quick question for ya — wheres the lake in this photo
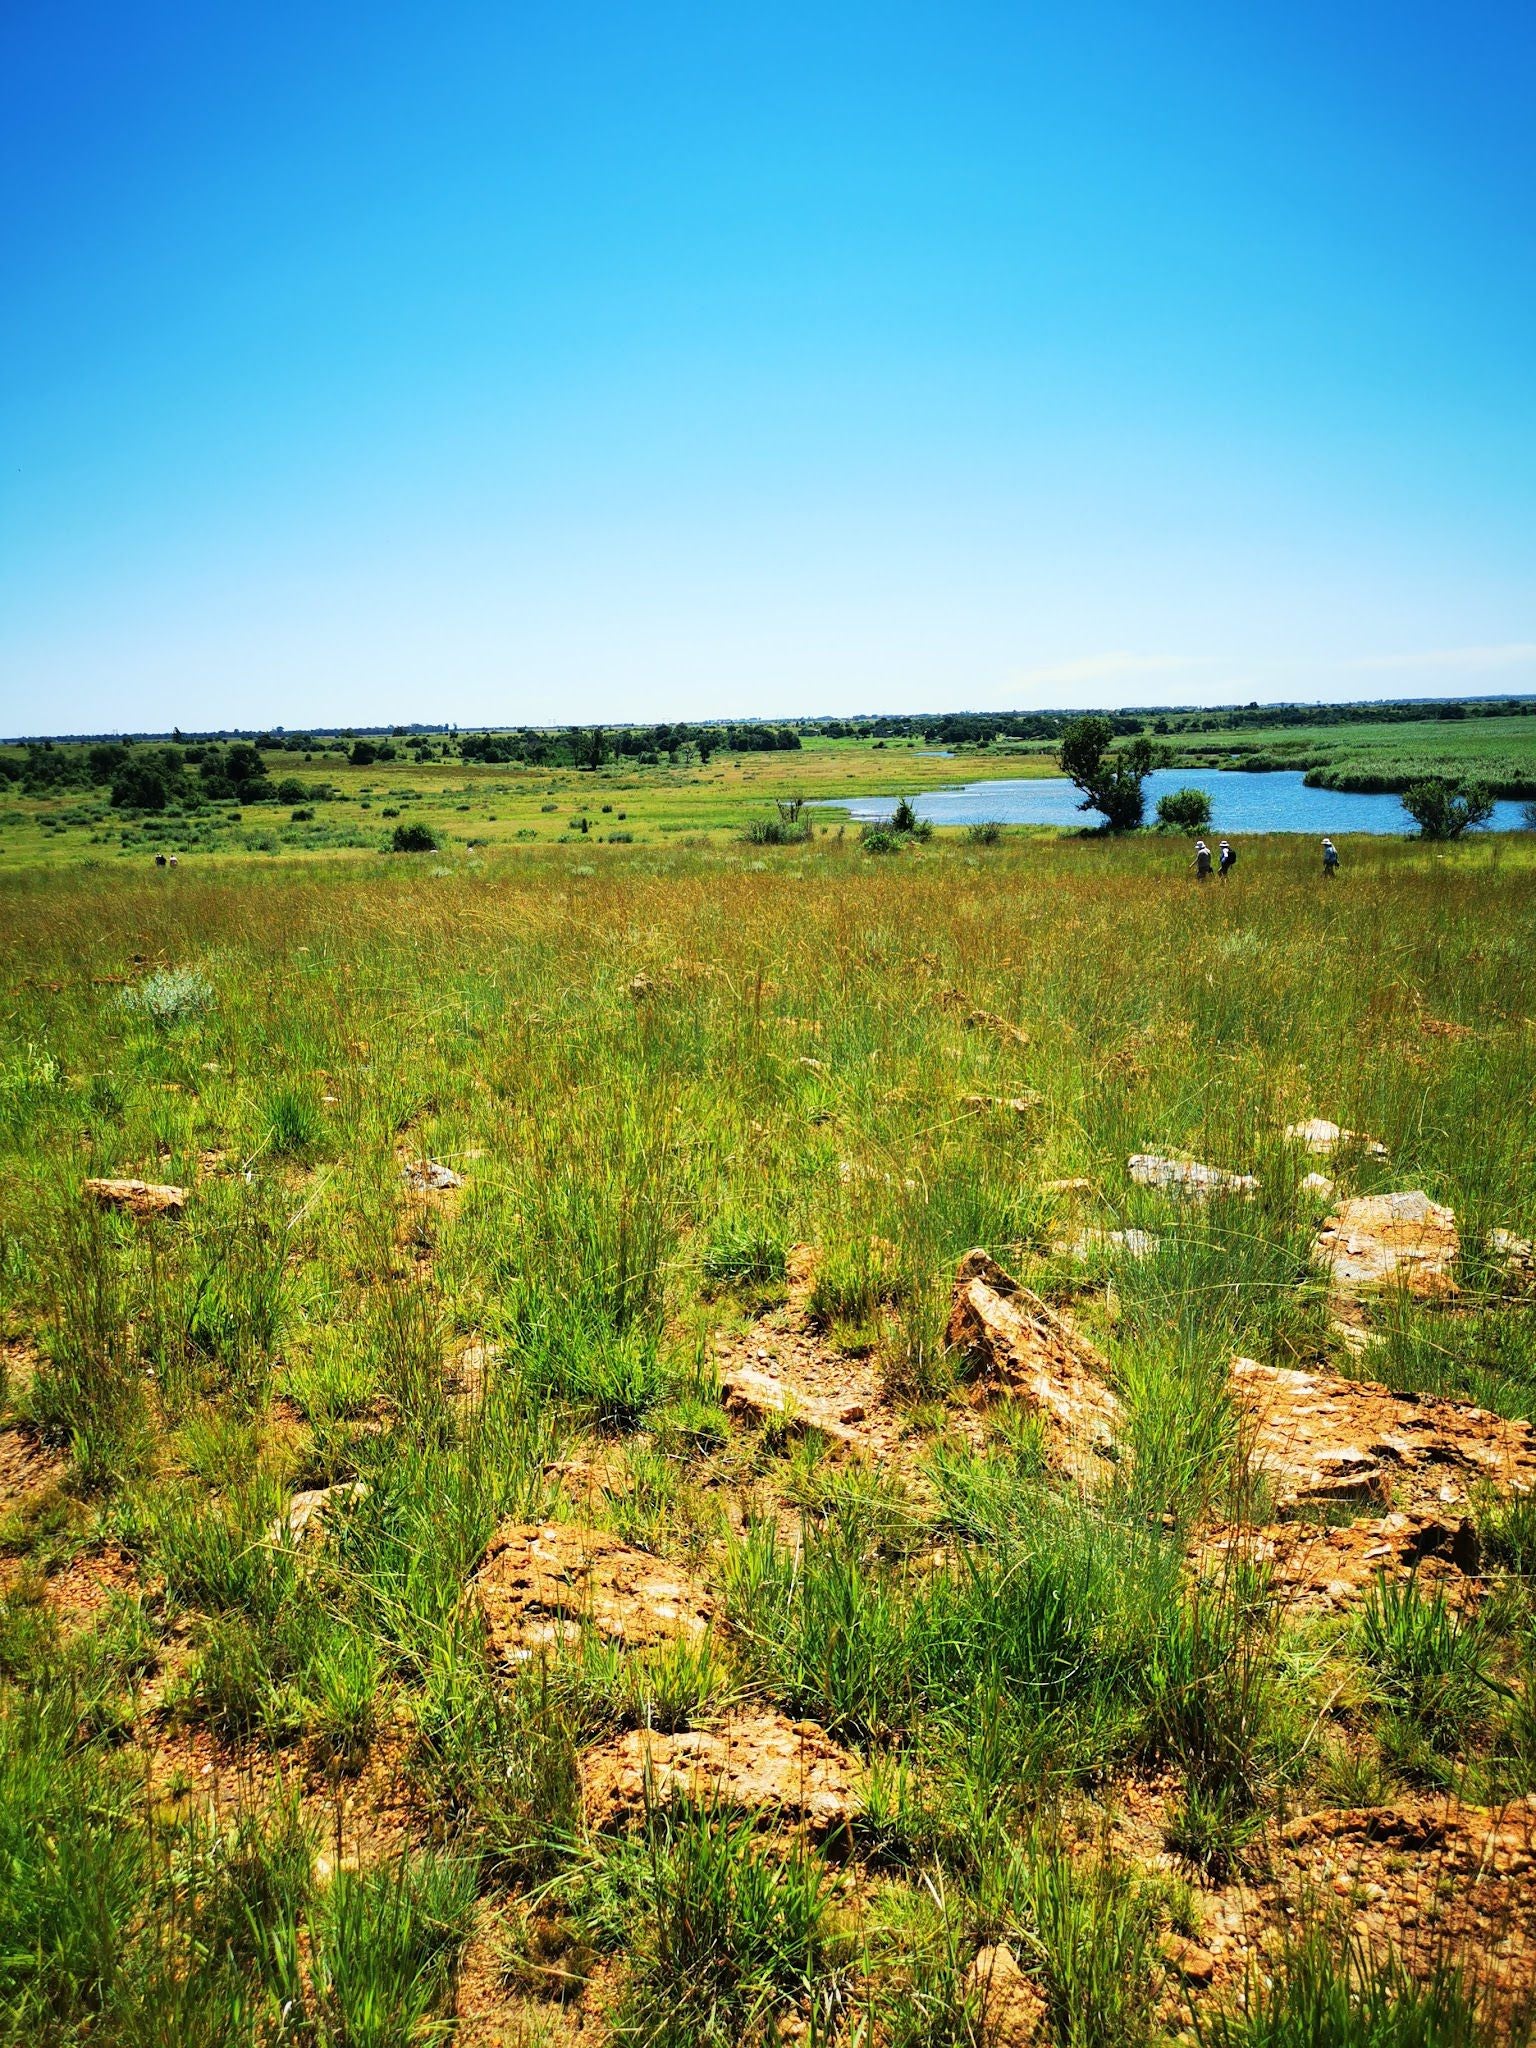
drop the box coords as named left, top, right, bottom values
left=831, top=768, right=1532, bottom=836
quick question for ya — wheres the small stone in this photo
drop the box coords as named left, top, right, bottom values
left=1162, top=1935, right=1217, bottom=1986
left=1128, top=1154, right=1258, bottom=1201
left=265, top=1481, right=368, bottom=1549
left=401, top=1159, right=463, bottom=1192
left=83, top=1177, right=186, bottom=1219
left=965, top=1944, right=1047, bottom=2047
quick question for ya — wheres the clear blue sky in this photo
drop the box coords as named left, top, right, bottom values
left=2, top=2, right=1533, bottom=735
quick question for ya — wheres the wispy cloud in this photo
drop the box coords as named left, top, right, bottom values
left=1346, top=643, right=1536, bottom=674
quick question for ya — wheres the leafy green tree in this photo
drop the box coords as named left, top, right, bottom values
left=1058, top=716, right=1154, bottom=831
left=110, top=759, right=169, bottom=811
left=1400, top=776, right=1494, bottom=840
left=1155, top=786, right=1212, bottom=834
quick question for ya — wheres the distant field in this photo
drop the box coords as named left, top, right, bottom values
left=6, top=714, right=1532, bottom=873
left=0, top=737, right=1064, bottom=870
left=1166, top=708, right=1536, bottom=795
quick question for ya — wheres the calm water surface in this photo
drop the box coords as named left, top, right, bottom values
left=833, top=769, right=1530, bottom=836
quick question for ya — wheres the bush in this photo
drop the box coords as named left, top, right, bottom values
left=966, top=820, right=1004, bottom=845
left=861, top=828, right=901, bottom=855
left=116, top=967, right=215, bottom=1026
left=742, top=798, right=812, bottom=846
left=1155, top=786, right=1212, bottom=834
left=1400, top=777, right=1495, bottom=839
left=391, top=822, right=438, bottom=853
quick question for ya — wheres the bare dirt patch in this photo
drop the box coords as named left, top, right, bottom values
left=714, top=1243, right=916, bottom=1464
left=0, top=1422, right=66, bottom=1516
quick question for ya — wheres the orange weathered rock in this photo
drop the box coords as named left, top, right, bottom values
left=947, top=1250, right=1122, bottom=1471
left=83, top=1177, right=186, bottom=1218
left=964, top=1943, right=1047, bottom=2047
left=581, top=1709, right=861, bottom=1837
left=1196, top=1510, right=1482, bottom=1614
left=1314, top=1191, right=1458, bottom=1305
left=478, top=1522, right=713, bottom=1662
left=1230, top=1357, right=1536, bottom=1513
left=720, top=1365, right=868, bottom=1450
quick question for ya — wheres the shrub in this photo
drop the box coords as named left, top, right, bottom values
left=966, top=820, right=1003, bottom=845
left=391, top=822, right=438, bottom=853
left=1400, top=777, right=1495, bottom=839
left=861, top=827, right=901, bottom=855
left=1155, top=786, right=1212, bottom=834
left=116, top=967, right=215, bottom=1025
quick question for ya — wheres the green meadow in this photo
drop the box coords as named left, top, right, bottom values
left=2, top=824, right=1535, bottom=2044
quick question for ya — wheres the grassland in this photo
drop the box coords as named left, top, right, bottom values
left=3, top=829, right=1536, bottom=2045
left=1163, top=708, right=1536, bottom=797
left=0, top=737, right=1062, bottom=871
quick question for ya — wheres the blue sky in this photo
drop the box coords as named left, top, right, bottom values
left=2, top=2, right=1532, bottom=734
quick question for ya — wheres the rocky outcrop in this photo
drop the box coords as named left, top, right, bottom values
left=1230, top=1357, right=1536, bottom=1513
left=478, top=1523, right=713, bottom=1662
left=580, top=1710, right=861, bottom=1838
left=1314, top=1192, right=1459, bottom=1305
left=947, top=1251, right=1122, bottom=1471
left=1196, top=1510, right=1482, bottom=1614
left=83, top=1177, right=186, bottom=1218
left=720, top=1366, right=870, bottom=1451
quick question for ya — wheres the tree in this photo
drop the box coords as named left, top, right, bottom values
left=1155, top=786, right=1212, bottom=834
left=1057, top=715, right=1154, bottom=831
left=110, top=760, right=169, bottom=811
left=1400, top=776, right=1494, bottom=840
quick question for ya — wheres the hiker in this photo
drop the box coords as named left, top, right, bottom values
left=1193, top=839, right=1213, bottom=880
left=1218, top=840, right=1236, bottom=878
left=1322, top=837, right=1339, bottom=879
